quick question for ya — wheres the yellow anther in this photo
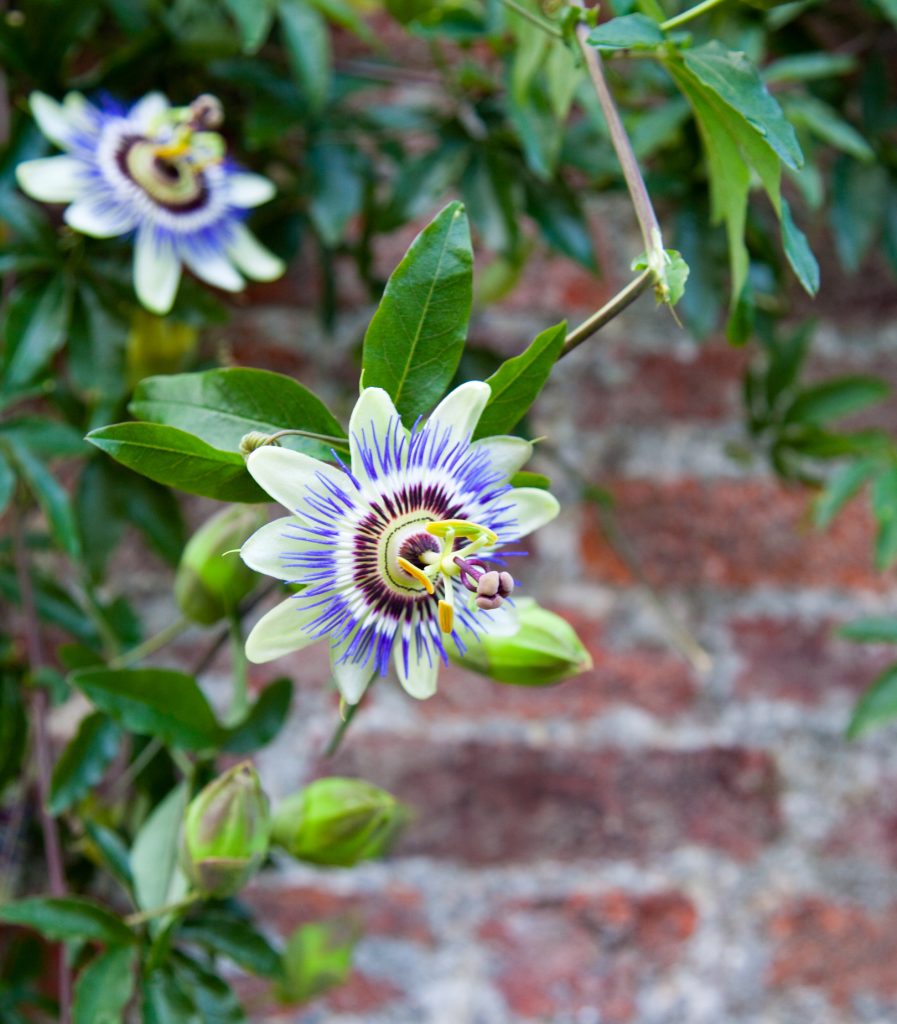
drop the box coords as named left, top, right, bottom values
left=397, top=556, right=434, bottom=594
left=438, top=599, right=454, bottom=634
left=154, top=140, right=190, bottom=159
left=426, top=519, right=498, bottom=545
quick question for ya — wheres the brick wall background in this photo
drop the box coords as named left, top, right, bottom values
left=159, top=195, right=897, bottom=1024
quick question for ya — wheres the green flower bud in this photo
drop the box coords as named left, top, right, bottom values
left=175, top=505, right=266, bottom=625
left=181, top=761, right=270, bottom=897
left=271, top=777, right=406, bottom=868
left=452, top=598, right=592, bottom=686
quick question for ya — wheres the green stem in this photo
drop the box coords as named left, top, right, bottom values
left=661, top=0, right=728, bottom=31
left=263, top=429, right=348, bottom=447
left=499, top=0, right=563, bottom=37
left=325, top=701, right=360, bottom=758
left=560, top=270, right=654, bottom=357
left=109, top=617, right=190, bottom=669
left=227, top=614, right=249, bottom=725
left=125, top=894, right=200, bottom=927
left=571, top=1, right=664, bottom=263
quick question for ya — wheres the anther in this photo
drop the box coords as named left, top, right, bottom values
left=397, top=556, right=435, bottom=594
left=438, top=599, right=454, bottom=634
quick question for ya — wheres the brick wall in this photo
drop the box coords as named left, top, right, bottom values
left=192, top=196, right=897, bottom=1023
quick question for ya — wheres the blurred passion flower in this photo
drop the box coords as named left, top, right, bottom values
left=15, top=91, right=284, bottom=314
left=240, top=382, right=560, bottom=703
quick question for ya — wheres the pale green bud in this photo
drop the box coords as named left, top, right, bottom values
left=271, top=777, right=406, bottom=867
left=181, top=761, right=271, bottom=898
left=175, top=505, right=266, bottom=625
left=452, top=598, right=592, bottom=686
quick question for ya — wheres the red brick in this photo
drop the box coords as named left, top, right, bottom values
left=424, top=614, right=697, bottom=720
left=824, top=795, right=897, bottom=869
left=578, top=345, right=749, bottom=427
left=234, top=971, right=402, bottom=1020
left=324, top=739, right=780, bottom=863
left=734, top=616, right=893, bottom=704
left=769, top=898, right=897, bottom=1006
left=242, top=882, right=432, bottom=945
left=582, top=479, right=881, bottom=591
left=481, top=890, right=696, bottom=1022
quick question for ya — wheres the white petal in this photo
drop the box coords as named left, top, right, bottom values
left=240, top=515, right=310, bottom=580
left=428, top=381, right=491, bottom=440
left=130, top=92, right=169, bottom=131
left=330, top=645, right=376, bottom=705
left=30, top=91, right=83, bottom=149
left=503, top=487, right=560, bottom=540
left=348, top=387, right=401, bottom=479
left=245, top=597, right=320, bottom=664
left=226, top=223, right=284, bottom=282
left=394, top=637, right=439, bottom=700
left=228, top=172, right=276, bottom=208
left=15, top=156, right=82, bottom=202
left=64, top=201, right=138, bottom=238
left=246, top=446, right=350, bottom=514
left=471, top=435, right=533, bottom=477
left=134, top=228, right=182, bottom=315
left=182, top=248, right=244, bottom=292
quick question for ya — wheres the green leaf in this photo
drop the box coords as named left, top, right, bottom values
left=847, top=664, right=897, bottom=738
left=129, top=367, right=345, bottom=460
left=839, top=617, right=897, bottom=645
left=813, top=458, right=878, bottom=528
left=0, top=450, right=13, bottom=517
left=0, top=897, right=135, bottom=945
left=2, top=273, right=73, bottom=387
left=872, top=466, right=897, bottom=571
left=280, top=0, right=331, bottom=115
left=49, top=712, right=122, bottom=815
left=142, top=968, right=198, bottom=1024
left=130, top=783, right=190, bottom=916
left=85, top=822, right=134, bottom=893
left=86, top=422, right=266, bottom=503
left=71, top=667, right=222, bottom=750
left=587, top=13, right=664, bottom=49
left=831, top=158, right=889, bottom=273
left=0, top=673, right=26, bottom=795
left=633, top=248, right=690, bottom=305
left=0, top=417, right=86, bottom=457
left=121, top=475, right=186, bottom=567
left=180, top=913, right=281, bottom=977
left=681, top=41, right=803, bottom=170
left=362, top=202, right=473, bottom=421
left=784, top=376, right=889, bottom=426
left=224, top=677, right=293, bottom=754
left=784, top=95, right=874, bottom=161
left=474, top=321, right=566, bottom=439
left=524, top=180, right=596, bottom=269
left=309, top=142, right=365, bottom=248
left=171, top=956, right=246, bottom=1023
left=763, top=52, right=857, bottom=84
left=779, top=197, right=819, bottom=296
left=222, top=0, right=275, bottom=51
left=73, top=947, right=137, bottom=1024
left=6, top=441, right=81, bottom=557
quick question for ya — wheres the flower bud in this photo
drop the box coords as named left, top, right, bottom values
left=175, top=505, right=267, bottom=625
left=271, top=777, right=406, bottom=867
left=453, top=598, right=592, bottom=686
left=181, top=761, right=270, bottom=898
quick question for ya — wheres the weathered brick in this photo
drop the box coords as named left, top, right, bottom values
left=769, top=898, right=897, bottom=1006
left=733, top=616, right=892, bottom=704
left=582, top=479, right=881, bottom=591
left=824, top=795, right=897, bottom=869
left=324, top=739, right=780, bottom=863
left=480, top=890, right=696, bottom=1022
left=242, top=882, right=432, bottom=945
left=577, top=345, right=749, bottom=427
left=425, top=614, right=697, bottom=720
left=234, top=971, right=402, bottom=1021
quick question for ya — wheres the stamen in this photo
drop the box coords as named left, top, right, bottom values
left=397, top=556, right=435, bottom=594
left=438, top=599, right=454, bottom=634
